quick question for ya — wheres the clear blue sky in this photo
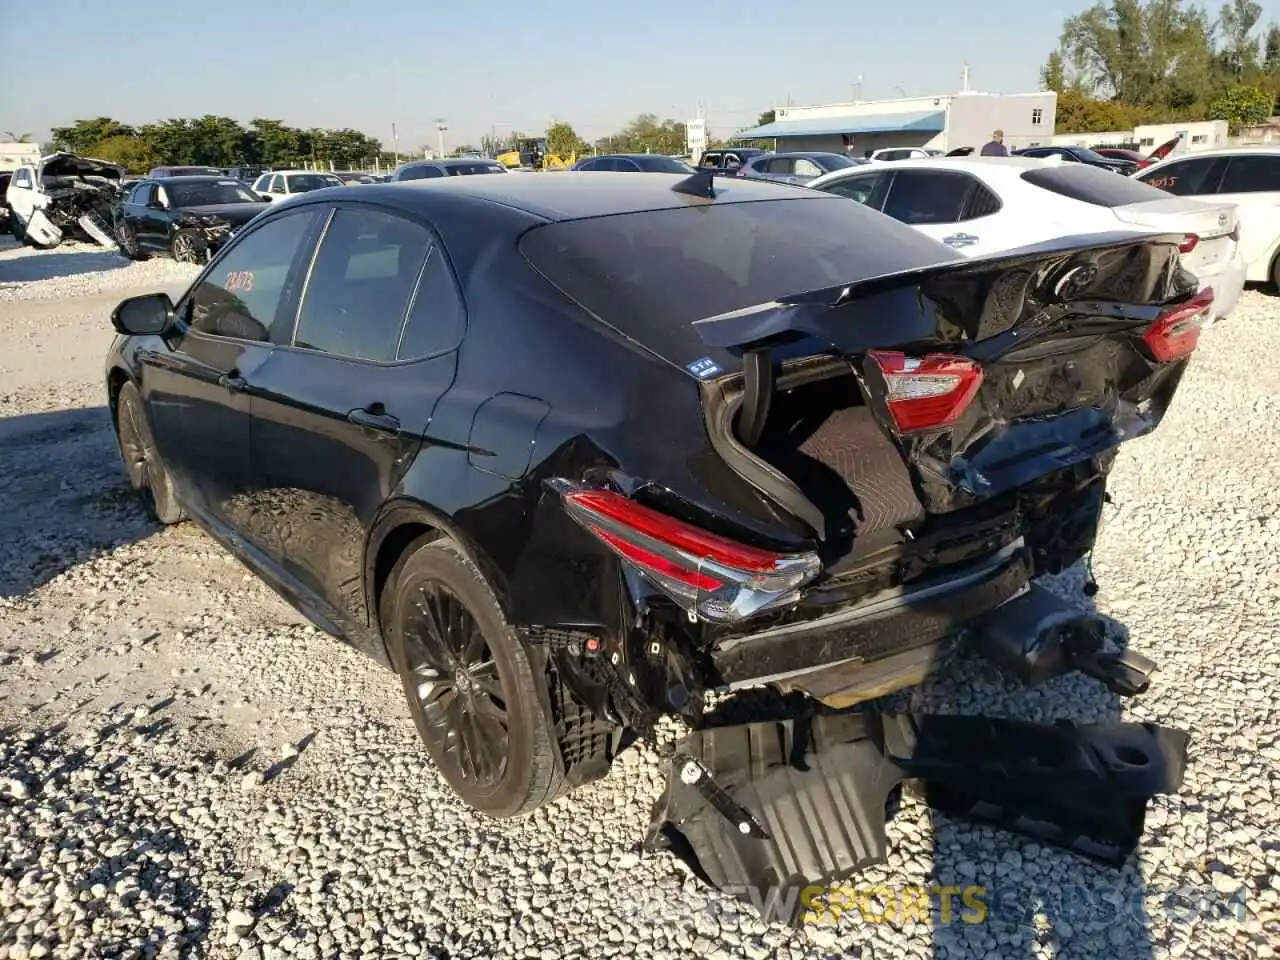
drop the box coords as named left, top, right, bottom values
left=4, top=0, right=1280, bottom=150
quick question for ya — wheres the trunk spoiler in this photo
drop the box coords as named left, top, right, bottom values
left=691, top=230, right=1186, bottom=352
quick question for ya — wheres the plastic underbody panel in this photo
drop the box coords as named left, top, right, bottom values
left=645, top=708, right=1190, bottom=927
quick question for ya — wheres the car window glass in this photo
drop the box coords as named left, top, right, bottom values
left=821, top=174, right=883, bottom=205
left=14, top=169, right=32, bottom=188
left=577, top=159, right=600, bottom=171
left=882, top=170, right=970, bottom=224
left=155, top=186, right=171, bottom=208
left=723, top=155, right=742, bottom=169
left=794, top=158, right=823, bottom=178
left=1217, top=155, right=1280, bottom=193
left=253, top=175, right=269, bottom=192
left=131, top=183, right=154, bottom=205
left=1136, top=158, right=1217, bottom=196
left=187, top=211, right=316, bottom=342
left=294, top=208, right=431, bottom=362
left=269, top=175, right=285, bottom=193
left=398, top=245, right=466, bottom=359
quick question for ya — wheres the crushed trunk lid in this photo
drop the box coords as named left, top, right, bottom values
left=645, top=707, right=1189, bottom=927
left=38, top=152, right=125, bottom=181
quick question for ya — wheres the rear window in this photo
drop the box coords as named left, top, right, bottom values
left=518, top=196, right=960, bottom=330
left=1020, top=166, right=1168, bottom=206
left=447, top=163, right=506, bottom=176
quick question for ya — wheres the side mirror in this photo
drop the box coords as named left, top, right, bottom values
left=112, top=292, right=174, bottom=336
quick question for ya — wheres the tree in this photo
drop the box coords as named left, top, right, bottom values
left=89, top=134, right=159, bottom=173
left=1041, top=51, right=1067, bottom=92
left=756, top=109, right=776, bottom=127
left=600, top=114, right=687, bottom=155
left=546, top=120, right=585, bottom=158
left=1208, top=83, right=1273, bottom=128
left=250, top=119, right=302, bottom=167
left=1216, top=0, right=1263, bottom=78
left=1264, top=23, right=1280, bottom=71
left=50, top=118, right=136, bottom=154
left=1054, top=90, right=1140, bottom=131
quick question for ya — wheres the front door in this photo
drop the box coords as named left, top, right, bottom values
left=141, top=207, right=322, bottom=530
left=1210, top=153, right=1280, bottom=276
left=244, top=205, right=465, bottom=641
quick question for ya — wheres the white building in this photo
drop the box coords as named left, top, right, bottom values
left=731, top=90, right=1057, bottom=156
left=1047, top=120, right=1228, bottom=155
left=0, top=142, right=41, bottom=171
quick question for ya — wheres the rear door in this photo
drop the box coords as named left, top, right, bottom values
left=879, top=169, right=1007, bottom=254
left=1207, top=153, right=1280, bottom=275
left=244, top=203, right=465, bottom=634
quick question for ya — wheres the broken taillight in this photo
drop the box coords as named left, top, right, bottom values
left=1178, top=234, right=1199, bottom=254
left=1143, top=287, right=1214, bottom=363
left=867, top=350, right=984, bottom=434
left=551, top=481, right=821, bottom=623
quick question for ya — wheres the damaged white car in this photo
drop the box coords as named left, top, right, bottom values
left=5, top=152, right=125, bottom=249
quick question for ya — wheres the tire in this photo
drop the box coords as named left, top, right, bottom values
left=116, top=221, right=148, bottom=261
left=114, top=382, right=186, bottom=525
left=11, top=214, right=28, bottom=246
left=382, top=537, right=565, bottom=817
left=170, top=228, right=206, bottom=264
left=1270, top=252, right=1280, bottom=294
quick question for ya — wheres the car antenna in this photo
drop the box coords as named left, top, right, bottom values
left=671, top=168, right=718, bottom=199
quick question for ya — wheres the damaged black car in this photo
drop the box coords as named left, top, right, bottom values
left=114, top=175, right=272, bottom=263
left=104, top=172, right=1198, bottom=919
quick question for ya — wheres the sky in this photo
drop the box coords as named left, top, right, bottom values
left=6, top=0, right=1280, bottom=151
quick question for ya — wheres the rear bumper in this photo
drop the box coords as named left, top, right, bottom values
left=710, top=539, right=1031, bottom=689
left=1198, top=249, right=1246, bottom=323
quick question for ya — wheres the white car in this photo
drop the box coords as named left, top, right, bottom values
left=5, top=151, right=124, bottom=248
left=1133, top=146, right=1280, bottom=289
left=250, top=170, right=344, bottom=203
left=867, top=147, right=943, bottom=162
left=808, top=156, right=1246, bottom=323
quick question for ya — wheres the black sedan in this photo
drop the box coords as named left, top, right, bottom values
left=105, top=171, right=1202, bottom=823
left=115, top=176, right=271, bottom=263
left=1012, top=144, right=1138, bottom=174
left=571, top=153, right=694, bottom=172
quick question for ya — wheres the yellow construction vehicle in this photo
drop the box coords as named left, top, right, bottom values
left=496, top=137, right=576, bottom=171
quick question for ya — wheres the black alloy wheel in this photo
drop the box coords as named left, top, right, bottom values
left=404, top=583, right=509, bottom=788
left=116, top=221, right=146, bottom=260
left=170, top=229, right=205, bottom=264
left=114, top=382, right=186, bottom=525
left=383, top=538, right=567, bottom=817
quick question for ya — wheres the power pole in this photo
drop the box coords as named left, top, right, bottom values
left=391, top=122, right=399, bottom=165
left=435, top=119, right=448, bottom=159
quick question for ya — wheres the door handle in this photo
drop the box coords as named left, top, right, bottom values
left=347, top=405, right=401, bottom=435
left=219, top=373, right=247, bottom=391
left=942, top=233, right=980, bottom=247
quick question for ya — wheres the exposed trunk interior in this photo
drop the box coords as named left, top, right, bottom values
left=742, top=360, right=924, bottom=565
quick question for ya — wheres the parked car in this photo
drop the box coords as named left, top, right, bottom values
left=696, top=147, right=769, bottom=174
left=251, top=170, right=345, bottom=202
left=0, top=171, right=11, bottom=227
left=105, top=173, right=1204, bottom=837
left=115, top=175, right=272, bottom=263
left=390, top=158, right=508, bottom=181
left=1093, top=147, right=1147, bottom=165
left=6, top=151, right=124, bottom=247
left=571, top=154, right=694, bottom=173
left=808, top=156, right=1244, bottom=323
left=1012, top=145, right=1137, bottom=175
left=868, top=147, right=944, bottom=161
left=737, top=151, right=865, bottom=185
left=148, top=166, right=226, bottom=179
left=1134, top=145, right=1280, bottom=289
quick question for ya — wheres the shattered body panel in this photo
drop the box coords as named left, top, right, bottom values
left=646, top=708, right=1190, bottom=927
left=6, top=152, right=125, bottom=249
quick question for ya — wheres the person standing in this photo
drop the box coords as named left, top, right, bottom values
left=980, top=129, right=1008, bottom=156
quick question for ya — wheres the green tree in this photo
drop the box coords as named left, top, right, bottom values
left=1054, top=90, right=1140, bottom=131
left=1216, top=0, right=1263, bottom=78
left=546, top=120, right=585, bottom=158
left=249, top=119, right=302, bottom=167
left=50, top=118, right=136, bottom=153
left=756, top=109, right=776, bottom=127
left=1208, top=83, right=1273, bottom=128
left=1264, top=23, right=1280, bottom=71
left=89, top=134, right=159, bottom=173
left=1041, top=51, right=1067, bottom=92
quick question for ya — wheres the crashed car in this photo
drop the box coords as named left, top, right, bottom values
left=6, top=151, right=124, bottom=248
left=104, top=171, right=1196, bottom=921
left=115, top=176, right=272, bottom=263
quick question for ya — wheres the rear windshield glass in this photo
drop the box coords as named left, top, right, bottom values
left=519, top=196, right=960, bottom=330
left=1020, top=166, right=1169, bottom=207
left=447, top=163, right=506, bottom=176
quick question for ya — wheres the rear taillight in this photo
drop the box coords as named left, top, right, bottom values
left=1178, top=234, right=1199, bottom=254
left=867, top=350, right=984, bottom=434
left=551, top=481, right=821, bottom=623
left=1143, top=287, right=1214, bottom=363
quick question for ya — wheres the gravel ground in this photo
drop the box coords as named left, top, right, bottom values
left=0, top=237, right=201, bottom=303
left=0, top=252, right=1277, bottom=960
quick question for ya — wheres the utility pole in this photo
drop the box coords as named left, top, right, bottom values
left=854, top=75, right=863, bottom=102
left=391, top=122, right=399, bottom=165
left=435, top=119, right=448, bottom=159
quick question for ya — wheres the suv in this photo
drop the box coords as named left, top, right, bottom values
left=147, top=166, right=226, bottom=178
left=390, top=158, right=508, bottom=180
left=696, top=148, right=769, bottom=175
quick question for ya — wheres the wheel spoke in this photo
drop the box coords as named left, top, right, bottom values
left=468, top=709, right=507, bottom=783
left=461, top=622, right=487, bottom=664
left=469, top=661, right=504, bottom=702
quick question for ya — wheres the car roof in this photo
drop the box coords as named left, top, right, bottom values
left=330, top=170, right=828, bottom=221
left=1144, top=144, right=1280, bottom=163
left=595, top=153, right=683, bottom=160
left=810, top=155, right=1052, bottom=185
left=763, top=151, right=848, bottom=159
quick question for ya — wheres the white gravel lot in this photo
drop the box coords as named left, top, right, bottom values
left=0, top=247, right=1277, bottom=960
left=0, top=237, right=201, bottom=304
